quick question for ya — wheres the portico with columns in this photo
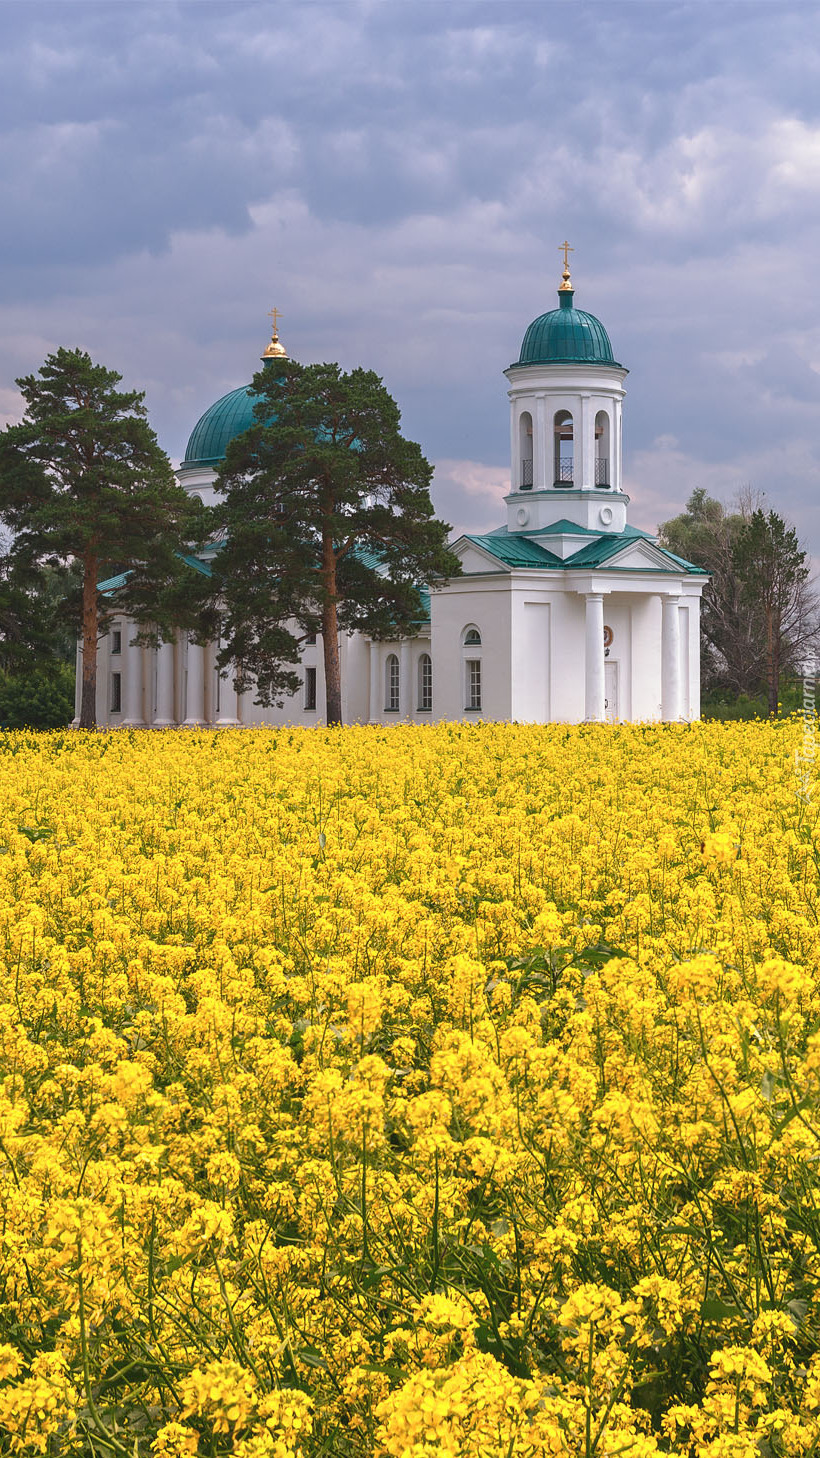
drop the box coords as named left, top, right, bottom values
left=78, top=258, right=706, bottom=729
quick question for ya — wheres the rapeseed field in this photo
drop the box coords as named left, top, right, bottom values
left=0, top=720, right=817, bottom=1457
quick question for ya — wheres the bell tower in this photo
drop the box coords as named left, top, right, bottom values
left=504, top=250, right=629, bottom=540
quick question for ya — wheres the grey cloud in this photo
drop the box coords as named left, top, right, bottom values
left=4, top=1, right=820, bottom=557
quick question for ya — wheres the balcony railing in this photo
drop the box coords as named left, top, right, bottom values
left=554, top=457, right=574, bottom=486
left=595, top=457, right=610, bottom=486
left=521, top=458, right=533, bottom=488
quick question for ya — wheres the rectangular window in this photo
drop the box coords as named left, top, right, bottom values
left=304, top=665, right=317, bottom=711
left=465, top=659, right=481, bottom=711
left=111, top=629, right=122, bottom=655
left=306, top=633, right=317, bottom=646
left=418, top=655, right=432, bottom=712
left=110, top=672, right=122, bottom=713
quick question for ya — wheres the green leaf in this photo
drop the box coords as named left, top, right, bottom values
left=700, top=1297, right=742, bottom=1322
left=17, top=824, right=55, bottom=843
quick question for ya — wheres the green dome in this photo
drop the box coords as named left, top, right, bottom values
left=516, top=289, right=622, bottom=368
left=182, top=384, right=263, bottom=468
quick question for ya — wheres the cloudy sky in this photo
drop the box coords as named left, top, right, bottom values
left=3, top=0, right=820, bottom=546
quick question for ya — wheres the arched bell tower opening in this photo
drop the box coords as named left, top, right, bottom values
left=554, top=411, right=574, bottom=487
left=519, top=411, right=533, bottom=489
left=595, top=410, right=611, bottom=488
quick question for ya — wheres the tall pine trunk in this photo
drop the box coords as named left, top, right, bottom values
left=80, top=554, right=98, bottom=729
left=321, top=534, right=342, bottom=727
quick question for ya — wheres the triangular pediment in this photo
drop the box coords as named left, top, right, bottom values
left=453, top=538, right=511, bottom=573
left=598, top=540, right=676, bottom=571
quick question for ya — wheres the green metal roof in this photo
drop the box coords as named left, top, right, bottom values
left=415, top=588, right=431, bottom=623
left=97, top=553, right=212, bottom=597
left=650, top=547, right=709, bottom=575
left=352, top=545, right=386, bottom=574
left=179, top=554, right=212, bottom=578
left=516, top=289, right=623, bottom=369
left=492, top=518, right=651, bottom=541
left=97, top=571, right=131, bottom=595
left=465, top=527, right=706, bottom=575
left=562, top=534, right=705, bottom=571
left=465, top=534, right=563, bottom=568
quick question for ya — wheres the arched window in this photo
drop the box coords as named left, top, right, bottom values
left=385, top=653, right=400, bottom=712
left=553, top=410, right=573, bottom=486
left=418, top=653, right=432, bottom=711
left=462, top=627, right=482, bottom=711
left=595, top=411, right=610, bottom=487
left=519, top=410, right=533, bottom=490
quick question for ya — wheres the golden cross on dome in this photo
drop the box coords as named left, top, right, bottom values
left=558, top=240, right=574, bottom=291
left=262, top=305, right=288, bottom=360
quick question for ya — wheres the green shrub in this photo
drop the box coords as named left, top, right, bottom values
left=701, top=676, right=810, bottom=721
left=0, top=664, right=75, bottom=729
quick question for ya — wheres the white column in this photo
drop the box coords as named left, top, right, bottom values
left=535, top=394, right=548, bottom=490
left=183, top=638, right=205, bottom=726
left=662, top=595, right=682, bottom=722
left=580, top=393, right=594, bottom=488
left=584, top=593, right=606, bottom=722
left=368, top=641, right=380, bottom=723
left=97, top=633, right=110, bottom=726
left=400, top=640, right=412, bottom=720
left=238, top=687, right=255, bottom=725
left=154, top=638, right=175, bottom=727
left=121, top=628, right=145, bottom=727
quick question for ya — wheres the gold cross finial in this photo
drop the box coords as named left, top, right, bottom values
left=558, top=240, right=574, bottom=292
left=262, top=305, right=288, bottom=360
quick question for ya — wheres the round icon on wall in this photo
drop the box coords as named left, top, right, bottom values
left=603, top=625, right=614, bottom=648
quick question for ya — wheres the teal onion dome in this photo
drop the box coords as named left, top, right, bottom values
left=516, top=288, right=622, bottom=369
left=182, top=318, right=288, bottom=468
left=181, top=384, right=263, bottom=468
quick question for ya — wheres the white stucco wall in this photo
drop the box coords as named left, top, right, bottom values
left=430, top=578, right=512, bottom=722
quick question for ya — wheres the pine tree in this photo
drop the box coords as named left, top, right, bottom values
left=213, top=359, right=461, bottom=725
left=0, top=348, right=203, bottom=728
left=734, top=507, right=810, bottom=716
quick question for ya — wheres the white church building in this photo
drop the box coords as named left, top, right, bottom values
left=78, top=259, right=707, bottom=728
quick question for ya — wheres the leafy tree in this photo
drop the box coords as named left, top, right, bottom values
left=212, top=359, right=461, bottom=725
left=659, top=487, right=818, bottom=711
left=0, top=348, right=203, bottom=728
